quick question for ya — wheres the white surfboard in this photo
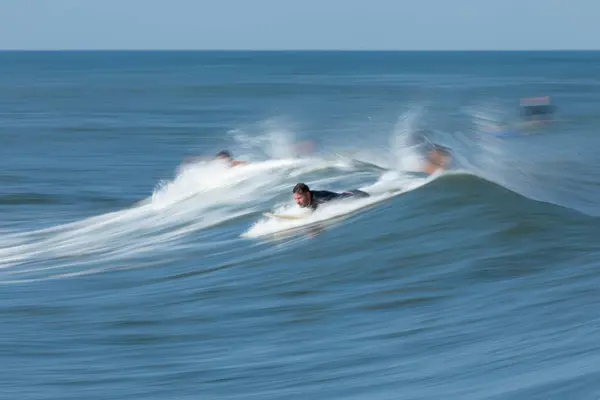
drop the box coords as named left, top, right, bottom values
left=263, top=212, right=306, bottom=221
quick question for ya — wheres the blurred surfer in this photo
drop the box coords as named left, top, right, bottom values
left=422, top=144, right=453, bottom=175
left=292, top=183, right=370, bottom=210
left=179, top=150, right=247, bottom=171
left=406, top=129, right=453, bottom=174
left=182, top=138, right=315, bottom=169
left=215, top=150, right=248, bottom=167
left=180, top=150, right=246, bottom=168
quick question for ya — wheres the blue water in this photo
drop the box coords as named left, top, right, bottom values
left=2, top=51, right=600, bottom=399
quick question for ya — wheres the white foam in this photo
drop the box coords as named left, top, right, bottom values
left=0, top=112, right=440, bottom=282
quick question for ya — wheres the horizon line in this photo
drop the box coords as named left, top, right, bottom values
left=1, top=48, right=599, bottom=52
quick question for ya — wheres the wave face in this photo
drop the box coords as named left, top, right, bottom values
left=1, top=51, right=600, bottom=400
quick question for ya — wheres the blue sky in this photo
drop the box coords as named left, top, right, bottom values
left=1, top=0, right=598, bottom=50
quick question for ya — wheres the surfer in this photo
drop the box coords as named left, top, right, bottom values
left=215, top=150, right=247, bottom=167
left=405, top=129, right=453, bottom=174
left=292, top=183, right=370, bottom=210
left=180, top=150, right=246, bottom=168
left=422, top=144, right=453, bottom=175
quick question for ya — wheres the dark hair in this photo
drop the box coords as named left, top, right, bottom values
left=293, top=183, right=310, bottom=194
left=216, top=150, right=232, bottom=159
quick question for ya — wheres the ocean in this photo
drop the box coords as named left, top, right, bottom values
left=1, top=51, right=600, bottom=399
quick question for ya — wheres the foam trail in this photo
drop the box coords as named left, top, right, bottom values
left=0, top=159, right=308, bottom=280
left=390, top=109, right=428, bottom=172
left=0, top=112, right=449, bottom=282
left=229, top=118, right=310, bottom=161
left=1, top=147, right=429, bottom=282
left=325, top=108, right=433, bottom=175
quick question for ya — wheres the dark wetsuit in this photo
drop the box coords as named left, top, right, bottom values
left=309, top=189, right=370, bottom=210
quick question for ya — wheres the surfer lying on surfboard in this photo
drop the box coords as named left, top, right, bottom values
left=292, top=183, right=370, bottom=211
